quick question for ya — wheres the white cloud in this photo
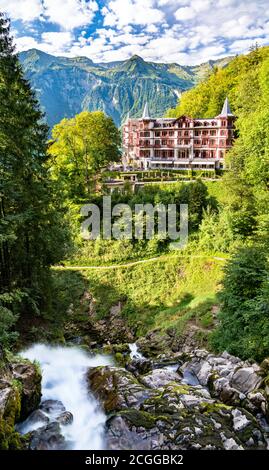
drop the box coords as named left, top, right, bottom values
left=228, top=37, right=269, bottom=54
left=43, top=0, right=99, bottom=30
left=41, top=32, right=73, bottom=49
left=102, top=0, right=164, bottom=27
left=15, top=31, right=74, bottom=55
left=1, top=0, right=98, bottom=30
left=175, top=7, right=195, bottom=21
left=15, top=36, right=41, bottom=51
left=0, top=0, right=43, bottom=22
left=145, top=24, right=158, bottom=33
left=8, top=0, right=269, bottom=65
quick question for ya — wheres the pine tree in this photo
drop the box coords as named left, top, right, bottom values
left=0, top=13, right=69, bottom=345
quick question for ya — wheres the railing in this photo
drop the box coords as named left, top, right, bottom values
left=150, top=157, right=174, bottom=161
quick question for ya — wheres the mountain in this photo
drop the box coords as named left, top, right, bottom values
left=19, top=49, right=232, bottom=128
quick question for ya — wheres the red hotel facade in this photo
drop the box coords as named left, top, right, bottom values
left=122, top=98, right=235, bottom=171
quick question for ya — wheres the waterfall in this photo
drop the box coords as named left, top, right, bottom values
left=18, top=344, right=113, bottom=450
left=128, top=342, right=144, bottom=360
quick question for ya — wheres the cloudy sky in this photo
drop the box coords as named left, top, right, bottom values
left=1, top=0, right=269, bottom=65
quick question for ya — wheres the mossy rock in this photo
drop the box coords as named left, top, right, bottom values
left=0, top=382, right=23, bottom=450
left=114, top=352, right=126, bottom=367
left=117, top=409, right=156, bottom=429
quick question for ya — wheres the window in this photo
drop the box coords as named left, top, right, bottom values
left=210, top=130, right=216, bottom=136
left=184, top=130, right=189, bottom=136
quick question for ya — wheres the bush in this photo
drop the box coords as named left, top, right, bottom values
left=211, top=246, right=269, bottom=361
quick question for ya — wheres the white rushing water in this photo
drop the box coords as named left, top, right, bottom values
left=128, top=342, right=144, bottom=360
left=19, top=344, right=113, bottom=450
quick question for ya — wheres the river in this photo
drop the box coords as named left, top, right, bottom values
left=18, top=344, right=113, bottom=450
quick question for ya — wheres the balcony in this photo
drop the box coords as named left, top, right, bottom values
left=150, top=157, right=174, bottom=161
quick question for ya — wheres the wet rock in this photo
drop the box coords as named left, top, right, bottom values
left=106, top=414, right=160, bottom=450
left=16, top=409, right=49, bottom=434
left=12, top=362, right=42, bottom=420
left=57, top=411, right=73, bottom=425
left=88, top=364, right=267, bottom=450
left=260, top=358, right=269, bottom=376
left=88, top=366, right=155, bottom=413
left=221, top=435, right=244, bottom=450
left=29, top=422, right=66, bottom=450
left=126, top=358, right=152, bottom=376
left=40, top=399, right=66, bottom=416
left=232, top=409, right=251, bottom=432
left=139, top=369, right=182, bottom=389
left=0, top=380, right=21, bottom=449
left=230, top=367, right=263, bottom=394
left=136, top=330, right=176, bottom=357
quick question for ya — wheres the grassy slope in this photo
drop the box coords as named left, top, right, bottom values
left=52, top=253, right=225, bottom=336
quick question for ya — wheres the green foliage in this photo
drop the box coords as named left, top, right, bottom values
left=197, top=207, right=239, bottom=253
left=78, top=253, right=224, bottom=333
left=167, top=45, right=269, bottom=244
left=68, top=180, right=212, bottom=265
left=211, top=246, right=269, bottom=361
left=49, top=111, right=121, bottom=198
left=0, top=13, right=70, bottom=343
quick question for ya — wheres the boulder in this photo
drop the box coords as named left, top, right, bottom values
left=12, top=362, right=42, bottom=420
left=29, top=422, right=65, bottom=450
left=40, top=399, right=66, bottom=416
left=87, top=364, right=267, bottom=450
left=139, top=369, right=182, bottom=389
left=16, top=409, right=49, bottom=434
left=57, top=411, right=73, bottom=425
left=230, top=367, right=263, bottom=394
left=88, top=366, right=155, bottom=413
left=0, top=380, right=21, bottom=450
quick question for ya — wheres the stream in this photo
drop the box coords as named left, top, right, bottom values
left=18, top=344, right=113, bottom=450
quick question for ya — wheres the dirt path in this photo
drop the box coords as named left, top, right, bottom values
left=53, top=254, right=228, bottom=271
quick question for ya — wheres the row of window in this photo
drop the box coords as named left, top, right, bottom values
left=138, top=139, right=231, bottom=147
left=139, top=150, right=226, bottom=159
left=138, top=129, right=231, bottom=138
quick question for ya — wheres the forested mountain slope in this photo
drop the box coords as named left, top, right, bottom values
left=19, top=48, right=231, bottom=128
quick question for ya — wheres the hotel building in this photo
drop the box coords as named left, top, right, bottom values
left=122, top=98, right=235, bottom=171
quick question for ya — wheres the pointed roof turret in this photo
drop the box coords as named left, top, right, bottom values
left=142, top=102, right=150, bottom=119
left=219, top=97, right=234, bottom=117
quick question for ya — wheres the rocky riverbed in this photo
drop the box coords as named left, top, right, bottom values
left=88, top=347, right=269, bottom=450
left=1, top=337, right=269, bottom=450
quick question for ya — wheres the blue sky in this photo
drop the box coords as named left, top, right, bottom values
left=1, top=0, right=269, bottom=65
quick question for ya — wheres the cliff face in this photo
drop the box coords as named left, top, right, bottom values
left=19, top=49, right=232, bottom=128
